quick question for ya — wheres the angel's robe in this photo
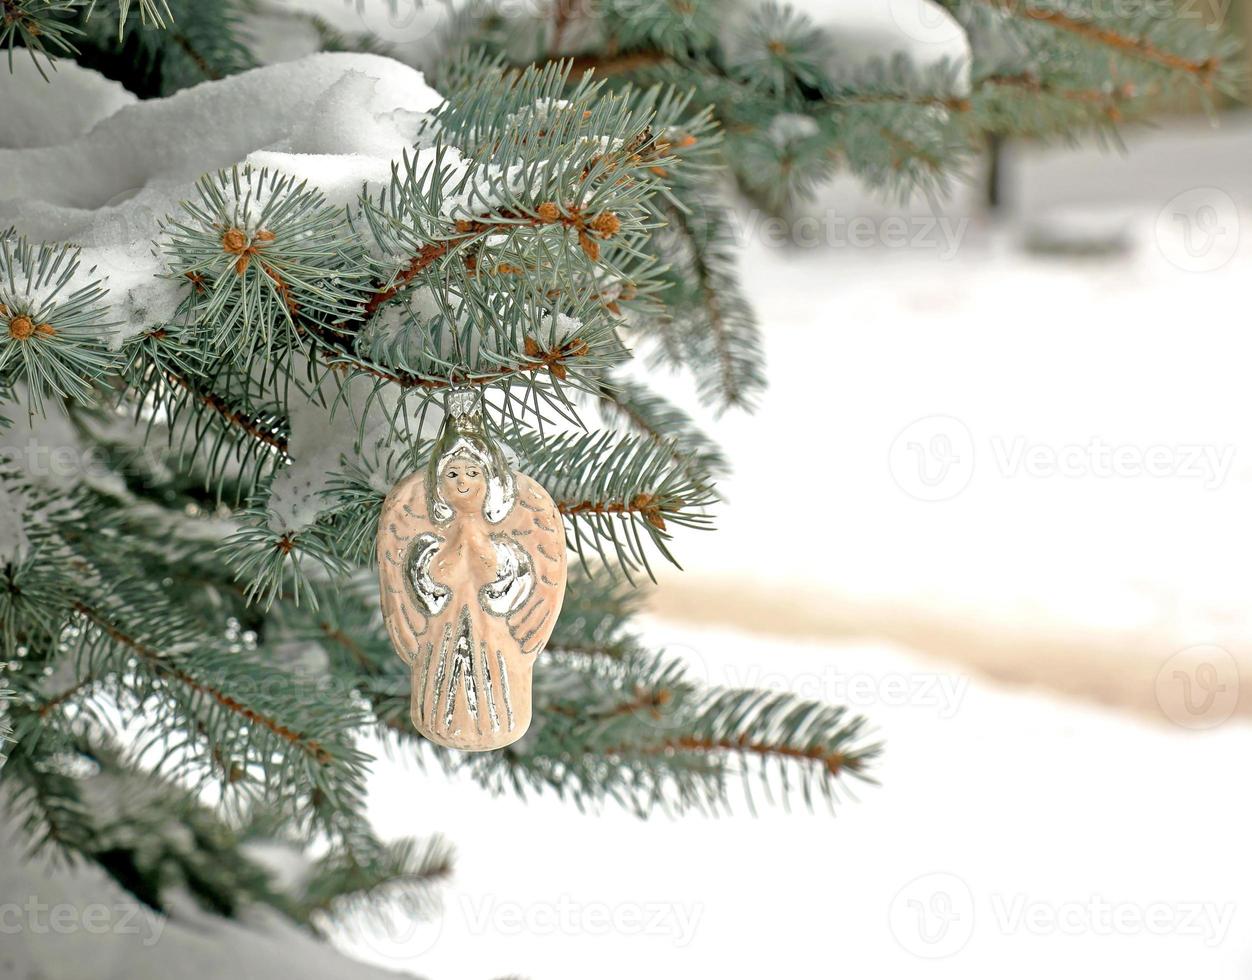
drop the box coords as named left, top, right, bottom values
left=378, top=473, right=566, bottom=750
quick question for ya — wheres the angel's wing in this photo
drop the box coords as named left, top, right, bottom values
left=377, top=472, right=440, bottom=666
left=492, top=474, right=567, bottom=656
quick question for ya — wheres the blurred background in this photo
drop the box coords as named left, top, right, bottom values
left=4, top=0, right=1252, bottom=977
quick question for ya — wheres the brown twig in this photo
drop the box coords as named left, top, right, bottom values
left=74, top=601, right=334, bottom=766
left=38, top=678, right=95, bottom=718
left=161, top=367, right=288, bottom=454
left=662, top=202, right=743, bottom=408
left=172, top=32, right=222, bottom=81
left=557, top=492, right=668, bottom=530
left=979, top=0, right=1219, bottom=80
left=563, top=49, right=670, bottom=77
left=630, top=735, right=862, bottom=776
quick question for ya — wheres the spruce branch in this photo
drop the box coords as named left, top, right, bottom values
left=1, top=728, right=97, bottom=856
left=298, top=835, right=455, bottom=925
left=103, top=0, right=172, bottom=34
left=162, top=365, right=289, bottom=454
left=221, top=517, right=351, bottom=611
left=648, top=195, right=764, bottom=410
left=161, top=166, right=374, bottom=360
left=1, top=0, right=87, bottom=77
left=73, top=600, right=335, bottom=765
left=0, top=236, right=114, bottom=414
left=516, top=428, right=716, bottom=581
left=593, top=375, right=730, bottom=483
left=119, top=325, right=289, bottom=501
left=974, top=0, right=1221, bottom=79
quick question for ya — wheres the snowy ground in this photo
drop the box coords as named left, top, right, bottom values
left=650, top=114, right=1252, bottom=724
left=339, top=622, right=1252, bottom=979
left=3, top=47, right=1251, bottom=980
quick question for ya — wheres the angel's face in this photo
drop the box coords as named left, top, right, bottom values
left=442, top=457, right=486, bottom=514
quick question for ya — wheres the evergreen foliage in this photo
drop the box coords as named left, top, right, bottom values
left=0, top=39, right=877, bottom=931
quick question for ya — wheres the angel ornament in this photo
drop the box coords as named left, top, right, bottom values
left=377, top=390, right=567, bottom=750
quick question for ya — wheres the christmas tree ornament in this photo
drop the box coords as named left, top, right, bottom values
left=377, top=389, right=567, bottom=750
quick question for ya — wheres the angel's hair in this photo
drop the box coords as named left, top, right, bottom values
left=428, top=435, right=516, bottom=524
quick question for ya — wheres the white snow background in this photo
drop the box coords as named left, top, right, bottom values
left=1, top=13, right=1251, bottom=979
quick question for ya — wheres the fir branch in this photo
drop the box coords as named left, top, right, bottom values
left=160, top=362, right=288, bottom=454
left=0, top=236, right=115, bottom=414
left=594, top=376, right=729, bottom=482
left=299, top=835, right=454, bottom=924
left=517, top=428, right=717, bottom=580
left=2, top=0, right=87, bottom=78
left=977, top=0, right=1221, bottom=80
left=73, top=600, right=335, bottom=765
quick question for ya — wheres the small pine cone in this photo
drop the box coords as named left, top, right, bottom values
left=221, top=228, right=248, bottom=254
left=8, top=315, right=34, bottom=341
left=578, top=231, right=600, bottom=262
left=589, top=212, right=621, bottom=239
left=536, top=202, right=561, bottom=223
